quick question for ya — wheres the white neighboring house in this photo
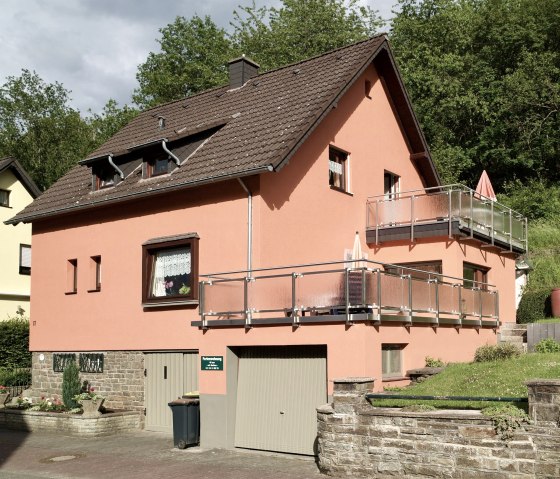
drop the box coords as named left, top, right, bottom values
left=0, top=157, right=41, bottom=319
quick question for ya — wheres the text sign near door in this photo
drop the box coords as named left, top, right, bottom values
left=201, top=356, right=224, bottom=371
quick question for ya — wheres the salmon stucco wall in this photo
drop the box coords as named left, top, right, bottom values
left=0, top=169, right=33, bottom=319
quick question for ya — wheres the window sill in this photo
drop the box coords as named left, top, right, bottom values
left=64, top=291, right=77, bottom=295
left=142, top=299, right=199, bottom=309
left=329, top=185, right=353, bottom=196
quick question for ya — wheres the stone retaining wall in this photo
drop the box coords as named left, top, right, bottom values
left=31, top=351, right=144, bottom=419
left=0, top=409, right=141, bottom=437
left=317, top=378, right=560, bottom=478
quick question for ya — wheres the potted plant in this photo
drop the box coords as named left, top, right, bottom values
left=0, top=386, right=9, bottom=408
left=73, top=381, right=105, bottom=417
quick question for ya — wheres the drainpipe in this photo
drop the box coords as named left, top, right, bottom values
left=237, top=178, right=252, bottom=273
left=162, top=140, right=181, bottom=166
left=107, top=154, right=124, bottom=179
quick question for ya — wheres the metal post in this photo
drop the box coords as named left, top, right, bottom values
left=408, top=274, right=413, bottom=316
left=478, top=287, right=483, bottom=325
left=490, top=200, right=495, bottom=246
left=345, top=268, right=351, bottom=324
left=410, top=195, right=415, bottom=242
left=244, top=277, right=252, bottom=328
left=200, top=281, right=207, bottom=329
left=469, top=189, right=474, bottom=239
left=375, top=201, right=379, bottom=245
left=494, top=291, right=500, bottom=327
left=448, top=191, right=452, bottom=238
left=434, top=278, right=439, bottom=326
left=377, top=269, right=382, bottom=319
left=457, top=283, right=463, bottom=325
left=291, top=272, right=299, bottom=325
left=525, top=217, right=529, bottom=251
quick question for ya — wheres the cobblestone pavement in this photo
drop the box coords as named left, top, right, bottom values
left=0, top=430, right=323, bottom=479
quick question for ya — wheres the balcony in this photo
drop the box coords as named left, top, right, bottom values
left=192, top=260, right=499, bottom=330
left=366, top=185, right=527, bottom=254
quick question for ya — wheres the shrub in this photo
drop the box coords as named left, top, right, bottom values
left=62, top=361, right=81, bottom=409
left=0, top=317, right=31, bottom=368
left=425, top=356, right=445, bottom=368
left=482, top=404, right=530, bottom=440
left=474, top=343, right=522, bottom=362
left=516, top=289, right=552, bottom=324
left=0, top=368, right=31, bottom=387
left=534, top=338, right=560, bottom=353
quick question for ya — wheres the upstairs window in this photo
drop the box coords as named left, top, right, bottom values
left=89, top=256, right=101, bottom=292
left=66, top=259, right=78, bottom=294
left=384, top=171, right=399, bottom=200
left=0, top=189, right=10, bottom=207
left=329, top=146, right=348, bottom=192
left=93, top=164, right=117, bottom=190
left=19, top=244, right=31, bottom=275
left=463, top=263, right=488, bottom=290
left=144, top=152, right=170, bottom=179
left=142, top=234, right=199, bottom=306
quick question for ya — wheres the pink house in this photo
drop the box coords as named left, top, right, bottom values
left=8, top=35, right=526, bottom=455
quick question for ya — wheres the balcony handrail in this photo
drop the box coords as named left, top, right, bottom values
left=366, top=184, right=525, bottom=220
left=200, top=258, right=496, bottom=288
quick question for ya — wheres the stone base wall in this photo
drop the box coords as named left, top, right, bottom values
left=31, top=352, right=144, bottom=421
left=317, top=378, right=560, bottom=479
left=0, top=408, right=140, bottom=437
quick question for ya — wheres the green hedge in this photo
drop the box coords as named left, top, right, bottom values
left=0, top=318, right=31, bottom=368
left=516, top=289, right=552, bottom=324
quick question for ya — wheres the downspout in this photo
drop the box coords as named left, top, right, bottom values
left=107, top=154, right=124, bottom=179
left=162, top=140, right=181, bottom=166
left=237, top=178, right=252, bottom=274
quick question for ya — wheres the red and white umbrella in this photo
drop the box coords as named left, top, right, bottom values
left=475, top=170, right=497, bottom=201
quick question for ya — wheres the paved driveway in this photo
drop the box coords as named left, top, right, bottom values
left=0, top=430, right=323, bottom=479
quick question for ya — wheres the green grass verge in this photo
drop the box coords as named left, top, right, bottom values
left=371, top=353, right=560, bottom=410
left=536, top=318, right=560, bottom=324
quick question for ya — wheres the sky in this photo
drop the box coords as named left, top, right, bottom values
left=0, top=1, right=397, bottom=114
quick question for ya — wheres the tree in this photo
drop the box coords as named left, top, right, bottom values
left=0, top=70, right=93, bottom=191
left=86, top=99, right=138, bottom=146
left=133, top=15, right=234, bottom=108
left=133, top=1, right=382, bottom=108
left=231, top=0, right=382, bottom=72
left=390, top=0, right=560, bottom=190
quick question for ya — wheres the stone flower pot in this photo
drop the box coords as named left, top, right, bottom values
left=0, top=392, right=9, bottom=408
left=79, top=398, right=105, bottom=417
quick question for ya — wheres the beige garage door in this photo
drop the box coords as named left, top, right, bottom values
left=145, top=352, right=198, bottom=433
left=235, top=345, right=327, bottom=455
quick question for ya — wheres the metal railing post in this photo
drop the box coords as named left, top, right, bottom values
left=448, top=191, right=452, bottom=238
left=457, top=283, right=463, bottom=325
left=200, top=281, right=207, bottom=329
left=478, top=287, right=483, bottom=325
left=244, top=277, right=252, bottom=328
left=494, top=291, right=500, bottom=327
left=376, top=269, right=382, bottom=319
left=434, top=278, right=439, bottom=326
left=469, top=189, right=474, bottom=239
left=408, top=274, right=413, bottom=316
left=375, top=200, right=379, bottom=245
left=490, top=200, right=495, bottom=246
left=291, top=272, right=299, bottom=326
left=509, top=210, right=513, bottom=252
left=410, top=195, right=415, bottom=242
left=345, top=268, right=351, bottom=324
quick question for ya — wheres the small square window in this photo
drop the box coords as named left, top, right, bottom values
left=382, top=344, right=405, bottom=379
left=142, top=235, right=199, bottom=306
left=384, top=171, right=399, bottom=199
left=93, top=164, right=116, bottom=190
left=0, top=189, right=10, bottom=207
left=329, top=146, right=348, bottom=192
left=19, top=244, right=31, bottom=275
left=144, top=153, right=170, bottom=178
left=463, top=263, right=489, bottom=290
left=53, top=353, right=76, bottom=372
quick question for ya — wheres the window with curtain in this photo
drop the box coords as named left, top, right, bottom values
left=142, top=234, right=199, bottom=305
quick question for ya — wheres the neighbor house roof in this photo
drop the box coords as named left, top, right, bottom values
left=0, top=157, right=42, bottom=199
left=7, top=34, right=439, bottom=225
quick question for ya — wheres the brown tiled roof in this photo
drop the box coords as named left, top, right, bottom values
left=7, top=35, right=436, bottom=224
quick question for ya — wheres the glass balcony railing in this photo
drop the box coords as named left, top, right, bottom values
left=366, top=185, right=527, bottom=253
left=196, top=260, right=499, bottom=329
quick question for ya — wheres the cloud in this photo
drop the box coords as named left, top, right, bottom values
left=0, top=0, right=397, bottom=114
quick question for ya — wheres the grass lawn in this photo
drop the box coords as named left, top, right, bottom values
left=371, top=352, right=560, bottom=410
left=536, top=318, right=560, bottom=323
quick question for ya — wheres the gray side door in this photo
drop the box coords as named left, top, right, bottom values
left=235, top=345, right=327, bottom=455
left=145, top=352, right=199, bottom=433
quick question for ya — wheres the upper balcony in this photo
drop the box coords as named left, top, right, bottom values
left=366, top=185, right=527, bottom=254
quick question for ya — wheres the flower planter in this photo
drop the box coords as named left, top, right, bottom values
left=0, top=393, right=9, bottom=409
left=79, top=398, right=105, bottom=417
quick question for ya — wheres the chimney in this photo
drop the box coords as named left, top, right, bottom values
left=228, top=55, right=260, bottom=88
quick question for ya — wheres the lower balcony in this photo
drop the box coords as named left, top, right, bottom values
left=366, top=185, right=527, bottom=254
left=192, top=260, right=499, bottom=329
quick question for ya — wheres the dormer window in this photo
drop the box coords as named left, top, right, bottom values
left=144, top=152, right=170, bottom=178
left=93, top=164, right=117, bottom=190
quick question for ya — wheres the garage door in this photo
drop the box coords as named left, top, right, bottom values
left=145, top=352, right=198, bottom=433
left=235, top=345, right=327, bottom=455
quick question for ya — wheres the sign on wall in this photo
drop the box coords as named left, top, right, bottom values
left=201, top=356, right=224, bottom=371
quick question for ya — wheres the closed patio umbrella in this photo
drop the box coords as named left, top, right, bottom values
left=351, top=231, right=365, bottom=269
left=475, top=170, right=497, bottom=201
